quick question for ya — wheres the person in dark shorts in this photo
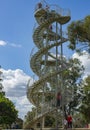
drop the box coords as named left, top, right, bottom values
left=56, top=92, right=61, bottom=107
left=67, top=114, right=72, bottom=128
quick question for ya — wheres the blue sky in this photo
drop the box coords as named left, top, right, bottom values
left=0, top=0, right=90, bottom=119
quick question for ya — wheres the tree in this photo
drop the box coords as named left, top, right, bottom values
left=72, top=112, right=86, bottom=128
left=67, top=15, right=90, bottom=53
left=45, top=115, right=55, bottom=127
left=24, top=57, right=84, bottom=128
left=23, top=107, right=36, bottom=129
left=0, top=83, right=5, bottom=96
left=0, top=69, right=5, bottom=96
left=0, top=68, right=18, bottom=128
left=79, top=75, right=90, bottom=123
left=16, top=118, right=23, bottom=129
left=0, top=94, right=18, bottom=128
left=61, top=58, right=84, bottom=114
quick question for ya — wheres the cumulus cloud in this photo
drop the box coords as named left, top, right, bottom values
left=9, top=96, right=32, bottom=119
left=0, top=40, right=7, bottom=46
left=1, top=68, right=33, bottom=119
left=73, top=51, right=90, bottom=77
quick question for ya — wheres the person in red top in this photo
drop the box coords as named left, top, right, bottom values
left=67, top=114, right=72, bottom=128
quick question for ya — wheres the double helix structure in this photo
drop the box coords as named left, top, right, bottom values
left=24, top=1, right=71, bottom=129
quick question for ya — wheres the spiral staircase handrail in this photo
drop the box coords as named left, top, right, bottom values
left=49, top=4, right=71, bottom=17
left=34, top=2, right=71, bottom=17
left=24, top=3, right=71, bottom=129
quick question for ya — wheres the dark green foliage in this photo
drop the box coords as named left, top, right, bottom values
left=79, top=75, right=90, bottom=123
left=16, top=118, right=23, bottom=128
left=67, top=15, right=90, bottom=52
left=0, top=94, right=18, bottom=126
left=45, top=115, right=55, bottom=127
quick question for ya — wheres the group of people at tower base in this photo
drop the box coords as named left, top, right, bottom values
left=64, top=114, right=72, bottom=129
left=56, top=92, right=72, bottom=129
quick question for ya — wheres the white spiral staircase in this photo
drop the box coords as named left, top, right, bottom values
left=24, top=1, right=71, bottom=129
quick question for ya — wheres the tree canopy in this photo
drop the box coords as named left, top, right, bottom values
left=23, top=57, right=84, bottom=128
left=67, top=15, right=90, bottom=53
left=0, top=94, right=18, bottom=127
left=79, top=75, right=90, bottom=123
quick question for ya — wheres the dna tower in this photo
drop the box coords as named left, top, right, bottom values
left=24, top=1, right=71, bottom=129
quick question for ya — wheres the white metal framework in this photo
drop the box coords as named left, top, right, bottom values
left=24, top=1, right=71, bottom=129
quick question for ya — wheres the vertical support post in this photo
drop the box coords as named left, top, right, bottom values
left=89, top=42, right=90, bottom=53
left=42, top=117, right=45, bottom=128
left=41, top=26, right=49, bottom=130
left=40, top=119, right=42, bottom=130
left=55, top=22, right=59, bottom=130
left=60, top=24, right=64, bottom=129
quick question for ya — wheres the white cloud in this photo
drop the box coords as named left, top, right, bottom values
left=8, top=96, right=32, bottom=119
left=1, top=68, right=33, bottom=119
left=9, top=43, right=22, bottom=48
left=0, top=40, right=22, bottom=48
left=0, top=40, right=7, bottom=46
left=73, top=51, right=90, bottom=77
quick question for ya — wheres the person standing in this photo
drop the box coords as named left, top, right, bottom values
left=56, top=92, right=61, bottom=107
left=64, top=118, right=68, bottom=130
left=49, top=24, right=53, bottom=31
left=67, top=114, right=72, bottom=128
left=46, top=5, right=49, bottom=11
left=38, top=2, right=42, bottom=9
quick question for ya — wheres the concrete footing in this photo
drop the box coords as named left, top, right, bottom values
left=36, top=129, right=90, bottom=130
